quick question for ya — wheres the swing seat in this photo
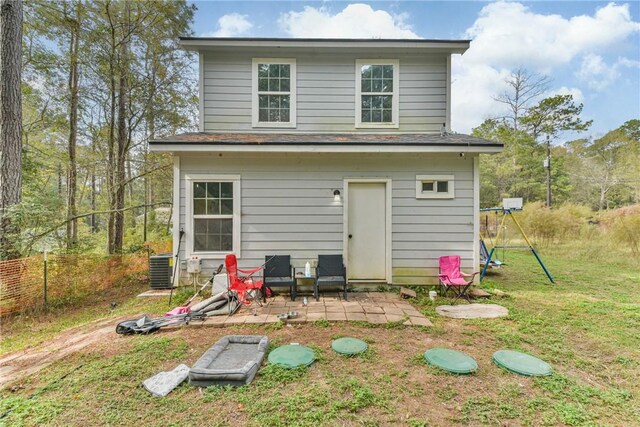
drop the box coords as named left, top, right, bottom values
left=479, top=240, right=503, bottom=268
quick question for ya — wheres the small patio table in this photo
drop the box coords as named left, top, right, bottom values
left=293, top=267, right=316, bottom=301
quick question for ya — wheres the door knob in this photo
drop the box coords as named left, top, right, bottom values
left=348, top=234, right=353, bottom=239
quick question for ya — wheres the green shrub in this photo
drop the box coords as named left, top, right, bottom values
left=519, top=203, right=584, bottom=245
left=611, top=213, right=640, bottom=255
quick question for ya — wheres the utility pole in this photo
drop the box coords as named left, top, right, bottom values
left=545, top=134, right=551, bottom=208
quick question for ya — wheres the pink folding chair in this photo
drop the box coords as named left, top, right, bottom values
left=438, top=256, right=479, bottom=302
left=225, top=254, right=264, bottom=306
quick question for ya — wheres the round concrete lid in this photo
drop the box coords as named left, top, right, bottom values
left=331, top=337, right=368, bottom=355
left=424, top=348, right=478, bottom=374
left=493, top=350, right=552, bottom=377
left=268, top=345, right=315, bottom=369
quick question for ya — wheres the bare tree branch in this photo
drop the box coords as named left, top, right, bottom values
left=493, top=68, right=551, bottom=130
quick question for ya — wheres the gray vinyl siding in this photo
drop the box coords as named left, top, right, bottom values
left=202, top=50, right=447, bottom=133
left=177, top=152, right=475, bottom=285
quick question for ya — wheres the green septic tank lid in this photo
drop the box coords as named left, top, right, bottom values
left=493, top=350, right=552, bottom=377
left=331, top=337, right=368, bottom=355
left=268, top=344, right=315, bottom=368
left=424, top=348, right=478, bottom=374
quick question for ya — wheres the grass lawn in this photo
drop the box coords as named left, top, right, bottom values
left=1, top=246, right=639, bottom=426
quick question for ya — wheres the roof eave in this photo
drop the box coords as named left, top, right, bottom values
left=148, top=143, right=503, bottom=154
left=178, top=37, right=470, bottom=54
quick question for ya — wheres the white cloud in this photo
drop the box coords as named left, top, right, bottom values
left=452, top=2, right=640, bottom=133
left=576, top=54, right=619, bottom=91
left=464, top=2, right=640, bottom=70
left=451, top=57, right=513, bottom=133
left=278, top=4, right=419, bottom=38
left=617, top=57, right=640, bottom=68
left=575, top=54, right=640, bottom=91
left=205, top=13, right=253, bottom=37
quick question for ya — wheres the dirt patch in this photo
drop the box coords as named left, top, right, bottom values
left=0, top=315, right=129, bottom=388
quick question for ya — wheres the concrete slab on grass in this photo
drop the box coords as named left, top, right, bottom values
left=436, top=304, right=509, bottom=319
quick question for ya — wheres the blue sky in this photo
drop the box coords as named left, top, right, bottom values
left=190, top=1, right=640, bottom=138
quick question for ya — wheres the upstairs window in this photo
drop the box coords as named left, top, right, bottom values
left=416, top=175, right=455, bottom=199
left=252, top=58, right=296, bottom=128
left=356, top=59, right=399, bottom=128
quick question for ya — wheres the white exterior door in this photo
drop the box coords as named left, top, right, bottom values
left=347, top=182, right=387, bottom=280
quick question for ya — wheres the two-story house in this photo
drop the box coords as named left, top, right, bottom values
left=149, top=38, right=503, bottom=286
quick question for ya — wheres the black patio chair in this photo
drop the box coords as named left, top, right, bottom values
left=263, top=255, right=295, bottom=302
left=315, top=254, right=347, bottom=301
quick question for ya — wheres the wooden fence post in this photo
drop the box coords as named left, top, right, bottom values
left=44, top=251, right=48, bottom=309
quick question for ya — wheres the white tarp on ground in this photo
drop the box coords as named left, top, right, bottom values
left=143, top=364, right=190, bottom=397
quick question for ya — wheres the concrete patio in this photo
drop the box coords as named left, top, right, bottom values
left=198, top=292, right=433, bottom=327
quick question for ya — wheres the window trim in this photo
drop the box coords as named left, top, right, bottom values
left=185, top=174, right=241, bottom=259
left=416, top=174, right=455, bottom=199
left=355, top=59, right=399, bottom=129
left=252, top=58, right=296, bottom=128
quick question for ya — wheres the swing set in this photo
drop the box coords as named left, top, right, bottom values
left=479, top=206, right=555, bottom=284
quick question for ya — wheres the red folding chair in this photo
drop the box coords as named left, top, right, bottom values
left=438, top=255, right=478, bottom=303
left=225, top=254, right=264, bottom=307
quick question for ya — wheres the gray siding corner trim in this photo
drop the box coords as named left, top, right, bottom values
left=446, top=55, right=451, bottom=131
left=473, top=156, right=480, bottom=283
left=172, top=156, right=181, bottom=259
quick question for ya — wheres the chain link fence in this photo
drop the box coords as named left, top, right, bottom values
left=0, top=253, right=150, bottom=317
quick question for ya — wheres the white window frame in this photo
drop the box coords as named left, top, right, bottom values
left=252, top=58, right=296, bottom=128
left=355, top=59, right=399, bottom=129
left=416, top=175, right=455, bottom=199
left=185, top=174, right=241, bottom=259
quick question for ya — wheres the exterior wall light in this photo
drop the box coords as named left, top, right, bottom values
left=333, top=189, right=341, bottom=202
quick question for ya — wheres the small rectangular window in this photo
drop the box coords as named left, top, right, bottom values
left=416, top=175, right=454, bottom=199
